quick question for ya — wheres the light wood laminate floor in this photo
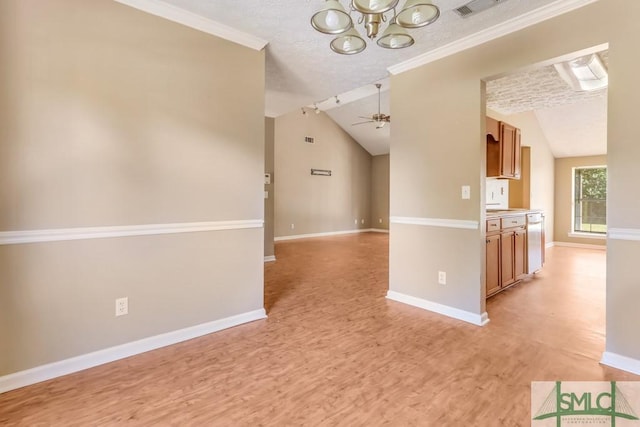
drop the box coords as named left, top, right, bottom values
left=0, top=233, right=637, bottom=425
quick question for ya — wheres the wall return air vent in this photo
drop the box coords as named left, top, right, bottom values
left=304, top=136, right=315, bottom=144
left=454, top=0, right=508, bottom=18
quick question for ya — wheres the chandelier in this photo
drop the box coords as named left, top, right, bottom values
left=311, top=0, right=440, bottom=55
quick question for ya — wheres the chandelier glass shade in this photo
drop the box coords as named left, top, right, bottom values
left=330, top=28, right=367, bottom=54
left=311, top=0, right=440, bottom=54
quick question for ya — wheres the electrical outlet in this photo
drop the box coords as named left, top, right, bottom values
left=438, top=271, right=447, bottom=285
left=290, top=223, right=295, bottom=229
left=461, top=185, right=471, bottom=200
left=115, top=297, right=128, bottom=316
left=354, top=219, right=358, bottom=224
left=361, top=219, right=364, bottom=224
left=379, top=218, right=382, bottom=224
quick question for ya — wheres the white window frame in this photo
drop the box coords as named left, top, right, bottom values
left=569, top=165, right=607, bottom=240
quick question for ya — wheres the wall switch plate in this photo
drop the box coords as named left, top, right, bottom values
left=354, top=219, right=358, bottom=224
left=438, top=271, right=447, bottom=285
left=361, top=219, right=364, bottom=224
left=115, top=297, right=128, bottom=316
left=461, top=185, right=471, bottom=199
left=290, top=223, right=295, bottom=229
left=379, top=218, right=382, bottom=224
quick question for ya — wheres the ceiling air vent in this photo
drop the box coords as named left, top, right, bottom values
left=304, top=136, right=315, bottom=144
left=454, top=0, right=508, bottom=18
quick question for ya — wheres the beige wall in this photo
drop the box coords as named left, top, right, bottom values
left=488, top=110, right=555, bottom=241
left=274, top=111, right=371, bottom=237
left=371, top=155, right=390, bottom=230
left=264, top=118, right=275, bottom=257
left=0, top=0, right=265, bottom=375
left=390, top=0, right=640, bottom=361
left=554, top=155, right=607, bottom=246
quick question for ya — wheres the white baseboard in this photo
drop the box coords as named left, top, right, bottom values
left=386, top=290, right=489, bottom=326
left=601, top=351, right=640, bottom=375
left=552, top=241, right=607, bottom=250
left=275, top=228, right=378, bottom=241
left=545, top=242, right=555, bottom=249
left=0, top=308, right=267, bottom=394
left=369, top=228, right=389, bottom=233
left=264, top=255, right=276, bottom=262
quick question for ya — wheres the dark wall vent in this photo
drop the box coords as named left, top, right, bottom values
left=304, top=136, right=315, bottom=144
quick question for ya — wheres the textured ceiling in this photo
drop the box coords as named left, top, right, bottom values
left=487, top=50, right=608, bottom=158
left=152, top=0, right=605, bottom=157
left=159, top=0, right=561, bottom=116
left=486, top=51, right=608, bottom=115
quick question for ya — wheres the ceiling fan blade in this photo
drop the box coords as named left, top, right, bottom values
left=376, top=122, right=386, bottom=129
left=358, top=116, right=373, bottom=120
left=351, top=121, right=374, bottom=126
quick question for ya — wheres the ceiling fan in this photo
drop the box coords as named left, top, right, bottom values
left=352, top=83, right=390, bottom=129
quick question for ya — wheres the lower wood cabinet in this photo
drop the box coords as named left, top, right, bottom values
left=485, top=234, right=501, bottom=296
left=486, top=214, right=527, bottom=297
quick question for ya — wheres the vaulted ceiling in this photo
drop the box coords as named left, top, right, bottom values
left=137, top=0, right=606, bottom=158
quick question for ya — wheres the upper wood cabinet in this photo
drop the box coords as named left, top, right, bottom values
left=486, top=117, right=521, bottom=179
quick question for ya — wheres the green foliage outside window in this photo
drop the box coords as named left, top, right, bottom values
left=574, top=167, right=607, bottom=234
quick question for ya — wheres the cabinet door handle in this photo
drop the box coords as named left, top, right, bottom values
left=486, top=239, right=490, bottom=243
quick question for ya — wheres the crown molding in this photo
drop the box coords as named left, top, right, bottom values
left=388, top=0, right=598, bottom=75
left=114, top=0, right=268, bottom=51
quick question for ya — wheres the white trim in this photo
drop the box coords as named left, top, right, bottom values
left=264, top=255, right=276, bottom=262
left=113, top=0, right=268, bottom=51
left=390, top=216, right=479, bottom=230
left=601, top=351, right=640, bottom=376
left=0, top=309, right=266, bottom=394
left=274, top=228, right=373, bottom=241
left=553, top=241, right=606, bottom=250
left=369, top=228, right=390, bottom=233
left=386, top=290, right=489, bottom=326
left=388, top=0, right=597, bottom=75
left=545, top=241, right=555, bottom=249
left=568, top=232, right=606, bottom=240
left=609, top=228, right=640, bottom=241
left=0, top=220, right=263, bottom=245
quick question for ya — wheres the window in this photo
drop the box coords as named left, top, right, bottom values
left=573, top=166, right=607, bottom=234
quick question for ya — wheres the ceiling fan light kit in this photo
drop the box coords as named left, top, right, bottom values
left=311, top=0, right=440, bottom=54
left=351, top=83, right=390, bottom=129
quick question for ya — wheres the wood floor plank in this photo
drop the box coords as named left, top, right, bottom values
left=0, top=233, right=637, bottom=425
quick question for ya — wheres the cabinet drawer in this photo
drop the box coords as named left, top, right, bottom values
left=501, top=216, right=526, bottom=229
left=487, top=219, right=500, bottom=232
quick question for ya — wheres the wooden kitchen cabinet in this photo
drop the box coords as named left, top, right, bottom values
left=486, top=118, right=521, bottom=179
left=514, top=228, right=527, bottom=281
left=500, top=230, right=516, bottom=287
left=486, top=234, right=501, bottom=296
left=485, top=214, right=527, bottom=298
